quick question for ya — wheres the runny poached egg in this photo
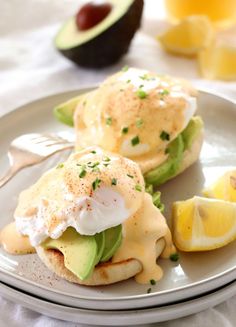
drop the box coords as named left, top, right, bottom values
left=74, top=67, right=198, bottom=173
left=14, top=147, right=175, bottom=283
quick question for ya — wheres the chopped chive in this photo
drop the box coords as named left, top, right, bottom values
left=150, top=279, right=156, bottom=285
left=88, top=161, right=100, bottom=168
left=136, top=89, right=147, bottom=99
left=159, top=89, right=170, bottom=96
left=160, top=131, right=170, bottom=141
left=170, top=253, right=179, bottom=262
left=131, top=136, right=140, bottom=146
left=135, top=184, right=142, bottom=192
left=106, top=117, right=112, bottom=126
left=126, top=79, right=131, bottom=83
left=103, top=156, right=111, bottom=162
left=139, top=74, right=149, bottom=80
left=145, top=184, right=153, bottom=195
left=122, top=65, right=129, bottom=72
left=91, top=150, right=96, bottom=154
left=92, top=178, right=101, bottom=191
left=136, top=118, right=143, bottom=128
left=139, top=84, right=144, bottom=88
left=147, top=288, right=152, bottom=294
left=122, top=127, right=129, bottom=134
left=127, top=174, right=134, bottom=179
left=56, top=163, right=64, bottom=169
left=111, top=178, right=117, bottom=186
left=79, top=169, right=87, bottom=178
left=103, top=163, right=109, bottom=167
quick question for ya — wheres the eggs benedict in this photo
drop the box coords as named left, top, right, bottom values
left=14, top=147, right=175, bottom=285
left=54, top=67, right=204, bottom=186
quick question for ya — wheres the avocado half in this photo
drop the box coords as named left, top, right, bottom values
left=55, top=0, right=144, bottom=68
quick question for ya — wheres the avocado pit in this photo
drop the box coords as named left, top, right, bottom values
left=76, top=1, right=113, bottom=31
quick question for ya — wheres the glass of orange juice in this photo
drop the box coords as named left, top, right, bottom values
left=165, top=0, right=236, bottom=28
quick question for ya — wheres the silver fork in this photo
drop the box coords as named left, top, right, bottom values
left=0, top=133, right=74, bottom=188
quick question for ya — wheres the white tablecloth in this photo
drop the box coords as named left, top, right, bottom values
left=0, top=0, right=236, bottom=326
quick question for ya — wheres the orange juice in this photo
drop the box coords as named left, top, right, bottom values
left=165, top=0, right=236, bottom=28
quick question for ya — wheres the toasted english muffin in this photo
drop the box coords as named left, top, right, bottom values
left=36, top=238, right=166, bottom=286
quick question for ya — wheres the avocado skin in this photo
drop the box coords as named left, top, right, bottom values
left=57, top=0, right=144, bottom=68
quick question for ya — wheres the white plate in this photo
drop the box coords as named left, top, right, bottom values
left=0, top=89, right=236, bottom=311
left=1, top=279, right=236, bottom=325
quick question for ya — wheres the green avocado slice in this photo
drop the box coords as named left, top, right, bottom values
left=94, top=231, right=105, bottom=265
left=42, top=227, right=97, bottom=280
left=53, top=95, right=84, bottom=127
left=100, top=225, right=122, bottom=262
left=144, top=135, right=184, bottom=186
left=181, top=116, right=203, bottom=150
left=55, top=0, right=144, bottom=68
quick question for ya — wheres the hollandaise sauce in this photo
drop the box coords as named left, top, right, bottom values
left=112, top=193, right=175, bottom=284
left=0, top=222, right=35, bottom=255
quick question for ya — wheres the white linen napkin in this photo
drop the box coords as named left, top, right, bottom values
left=0, top=0, right=236, bottom=326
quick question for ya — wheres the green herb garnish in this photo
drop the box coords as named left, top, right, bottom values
left=159, top=89, right=170, bottom=96
left=135, top=184, right=142, bottom=192
left=106, top=117, right=112, bottom=126
left=111, top=178, right=117, bottom=186
left=160, top=131, right=170, bottom=141
left=122, top=127, right=129, bottom=134
left=126, top=79, right=131, bottom=83
left=136, top=89, right=147, bottom=99
left=136, top=118, right=143, bottom=128
left=91, top=150, right=96, bottom=154
left=165, top=148, right=170, bottom=154
left=131, top=136, right=140, bottom=146
left=127, top=174, right=134, bottom=179
left=170, top=253, right=179, bottom=262
left=79, top=169, right=87, bottom=178
left=147, top=288, right=152, bottom=294
left=150, top=279, right=156, bottom=285
left=122, top=65, right=129, bottom=72
left=92, top=178, right=101, bottom=191
left=139, top=74, right=149, bottom=80
left=56, top=163, right=64, bottom=169
left=103, top=156, right=111, bottom=162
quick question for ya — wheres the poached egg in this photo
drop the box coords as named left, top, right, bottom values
left=74, top=67, right=198, bottom=173
left=14, top=147, right=175, bottom=283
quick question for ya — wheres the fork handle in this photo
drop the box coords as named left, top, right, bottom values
left=0, top=165, right=21, bottom=188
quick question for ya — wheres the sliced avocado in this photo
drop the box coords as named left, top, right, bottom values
left=181, top=116, right=203, bottom=150
left=100, top=225, right=122, bottom=262
left=55, top=0, right=144, bottom=68
left=42, top=227, right=97, bottom=280
left=94, top=231, right=105, bottom=265
left=53, top=94, right=84, bottom=127
left=144, top=135, right=184, bottom=186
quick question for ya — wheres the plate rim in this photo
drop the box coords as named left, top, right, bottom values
left=0, top=88, right=236, bottom=309
left=0, top=279, right=236, bottom=325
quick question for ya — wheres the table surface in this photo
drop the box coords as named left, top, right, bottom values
left=0, top=0, right=236, bottom=326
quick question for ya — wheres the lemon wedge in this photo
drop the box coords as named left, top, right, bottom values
left=203, top=170, right=236, bottom=202
left=172, top=196, right=236, bottom=251
left=158, top=15, right=214, bottom=56
left=198, top=44, right=236, bottom=80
